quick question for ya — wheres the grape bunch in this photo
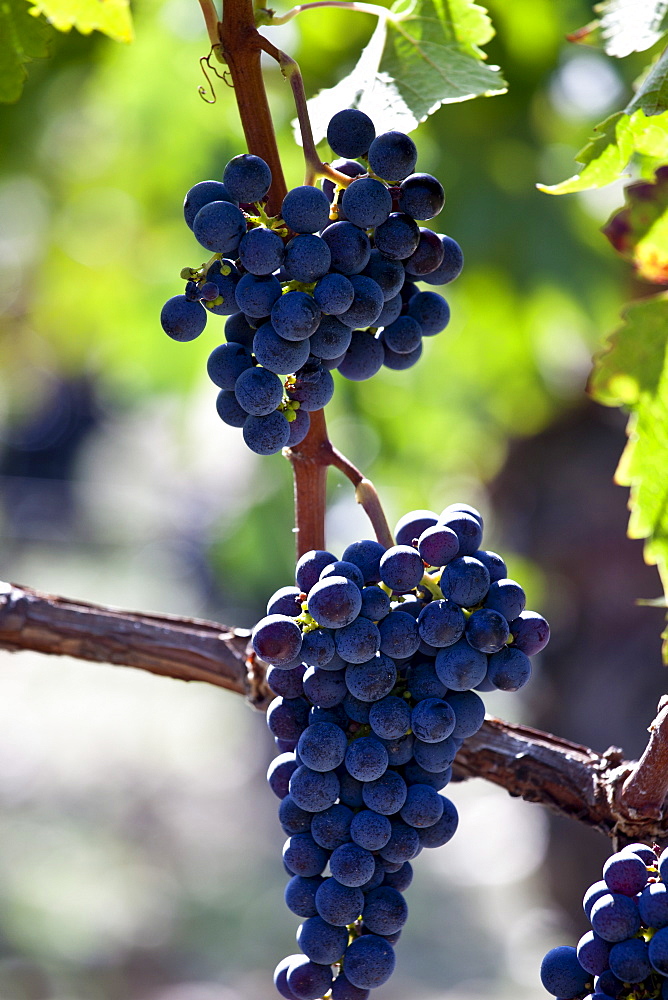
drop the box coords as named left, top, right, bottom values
left=160, top=108, right=462, bottom=456
left=541, top=844, right=668, bottom=1000
left=254, top=502, right=549, bottom=998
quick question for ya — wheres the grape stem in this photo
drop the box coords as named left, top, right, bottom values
left=286, top=408, right=394, bottom=555
left=257, top=35, right=355, bottom=187
left=198, top=0, right=222, bottom=49
left=263, top=0, right=391, bottom=26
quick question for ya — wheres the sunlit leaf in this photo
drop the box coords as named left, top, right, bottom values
left=0, top=0, right=52, bottom=102
left=567, top=0, right=668, bottom=57
left=589, top=294, right=668, bottom=647
left=28, top=0, right=133, bottom=42
left=627, top=46, right=668, bottom=115
left=301, top=0, right=506, bottom=143
left=537, top=112, right=635, bottom=194
left=537, top=109, right=668, bottom=194
left=603, top=165, right=668, bottom=282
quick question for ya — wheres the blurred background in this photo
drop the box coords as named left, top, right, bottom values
left=0, top=0, right=667, bottom=996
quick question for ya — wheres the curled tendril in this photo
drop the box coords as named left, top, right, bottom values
left=198, top=47, right=229, bottom=103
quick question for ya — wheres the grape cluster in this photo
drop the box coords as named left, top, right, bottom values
left=541, top=845, right=668, bottom=1000
left=160, top=108, right=462, bottom=456
left=255, top=502, right=549, bottom=998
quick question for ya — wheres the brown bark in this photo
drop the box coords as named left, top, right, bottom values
left=2, top=578, right=668, bottom=841
left=219, top=0, right=288, bottom=214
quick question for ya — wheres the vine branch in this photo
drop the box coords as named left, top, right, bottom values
left=1, top=578, right=667, bottom=843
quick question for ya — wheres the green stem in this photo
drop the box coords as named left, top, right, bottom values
left=198, top=0, right=223, bottom=48
left=265, top=0, right=389, bottom=26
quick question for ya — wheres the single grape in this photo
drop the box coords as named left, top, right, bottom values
left=297, top=722, right=347, bottom=771
left=341, top=177, right=393, bottom=229
left=284, top=234, right=332, bottom=282
left=288, top=364, right=335, bottom=411
left=321, top=221, right=372, bottom=274
left=407, top=290, right=451, bottom=336
left=383, top=316, right=422, bottom=354
left=207, top=342, right=254, bottom=389
left=310, top=315, right=353, bottom=360
left=253, top=322, right=311, bottom=375
left=434, top=638, right=488, bottom=691
left=327, top=109, right=376, bottom=158
left=338, top=330, right=385, bottom=381
left=376, top=294, right=403, bottom=328
left=338, top=275, right=384, bottom=328
left=362, top=886, right=408, bottom=935
left=253, top=614, right=303, bottom=665
left=308, top=576, right=362, bottom=628
left=398, top=173, right=445, bottom=220
left=343, top=934, right=396, bottom=989
left=377, top=611, right=420, bottom=659
left=335, top=617, right=381, bottom=663
left=417, top=599, right=466, bottom=647
left=315, top=877, right=364, bottom=926
left=161, top=295, right=207, bottom=341
left=368, top=131, right=418, bottom=183
left=345, top=735, right=389, bottom=781
left=446, top=690, right=485, bottom=738
left=225, top=311, right=255, bottom=348
left=411, top=697, right=456, bottom=743
left=330, top=842, right=376, bottom=887
left=466, top=608, right=509, bottom=654
left=235, top=272, right=282, bottom=318
left=302, top=666, right=348, bottom=708
left=283, top=832, right=330, bottom=877
left=373, top=212, right=420, bottom=260
left=400, top=783, right=444, bottom=828
left=486, top=646, right=532, bottom=692
left=282, top=185, right=331, bottom=234
left=422, top=234, right=464, bottom=285
left=510, top=611, right=550, bottom=655
left=285, top=874, right=324, bottom=918
left=404, top=228, right=445, bottom=276
left=379, top=545, right=425, bottom=593
left=243, top=410, right=291, bottom=454
left=239, top=225, right=285, bottom=275
left=215, top=389, right=247, bottom=428
left=223, top=153, right=272, bottom=203
left=313, top=272, right=355, bottom=315
left=300, top=627, right=336, bottom=668
left=272, top=291, right=322, bottom=341
left=234, top=365, right=284, bottom=416
left=287, top=955, right=333, bottom=1000
left=193, top=200, right=247, bottom=254
left=540, top=946, right=591, bottom=997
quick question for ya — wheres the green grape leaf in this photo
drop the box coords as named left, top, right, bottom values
left=603, top=165, right=668, bottom=282
left=627, top=46, right=668, bottom=116
left=567, top=0, right=668, bottom=58
left=302, top=0, right=506, bottom=143
left=537, top=108, right=668, bottom=195
left=27, top=0, right=133, bottom=42
left=589, top=294, right=668, bottom=645
left=0, top=0, right=52, bottom=102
